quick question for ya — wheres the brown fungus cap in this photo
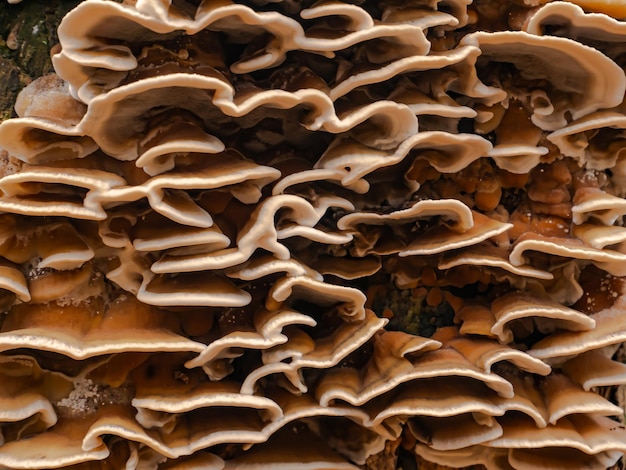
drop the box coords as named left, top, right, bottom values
left=0, top=417, right=111, bottom=469
left=459, top=31, right=626, bottom=130
left=438, top=245, right=553, bottom=281
left=530, top=282, right=626, bottom=361
left=220, top=427, right=359, bottom=469
left=490, top=291, right=596, bottom=343
left=526, top=1, right=626, bottom=41
left=562, top=349, right=626, bottom=390
left=0, top=296, right=205, bottom=359
left=400, top=212, right=513, bottom=257
left=1, top=0, right=626, bottom=468
left=509, top=233, right=626, bottom=277
left=546, top=112, right=626, bottom=170
left=240, top=309, right=385, bottom=395
left=0, top=118, right=97, bottom=166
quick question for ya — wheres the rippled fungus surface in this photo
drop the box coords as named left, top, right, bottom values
left=1, top=0, right=626, bottom=469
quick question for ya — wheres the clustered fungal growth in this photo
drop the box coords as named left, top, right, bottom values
left=1, top=0, right=626, bottom=469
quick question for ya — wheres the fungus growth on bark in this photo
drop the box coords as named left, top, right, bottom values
left=1, top=0, right=626, bottom=469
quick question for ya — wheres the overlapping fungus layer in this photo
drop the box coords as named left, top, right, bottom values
left=1, top=0, right=626, bottom=469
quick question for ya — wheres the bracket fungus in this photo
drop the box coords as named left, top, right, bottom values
left=2, top=0, right=626, bottom=469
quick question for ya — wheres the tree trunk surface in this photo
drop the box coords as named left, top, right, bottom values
left=0, top=0, right=80, bottom=119
left=0, top=2, right=624, bottom=470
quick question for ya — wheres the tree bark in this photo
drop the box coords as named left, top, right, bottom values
left=0, top=0, right=80, bottom=120
left=0, top=3, right=625, bottom=470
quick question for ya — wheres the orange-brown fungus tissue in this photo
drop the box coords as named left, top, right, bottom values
left=1, top=0, right=626, bottom=469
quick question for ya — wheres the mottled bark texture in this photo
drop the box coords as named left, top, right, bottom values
left=0, top=0, right=80, bottom=120
left=0, top=2, right=625, bottom=470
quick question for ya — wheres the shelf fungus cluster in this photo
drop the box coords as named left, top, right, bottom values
left=3, top=0, right=626, bottom=469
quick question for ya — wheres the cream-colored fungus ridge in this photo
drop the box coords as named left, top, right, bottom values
left=1, top=0, right=626, bottom=469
